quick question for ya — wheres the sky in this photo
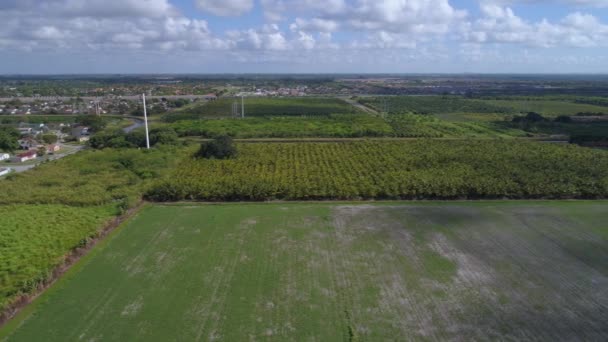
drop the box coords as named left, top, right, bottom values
left=0, top=0, right=607, bottom=74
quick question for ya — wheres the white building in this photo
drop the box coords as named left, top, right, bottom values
left=0, top=153, right=9, bottom=161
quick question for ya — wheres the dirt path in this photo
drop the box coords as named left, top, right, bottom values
left=340, top=96, right=380, bottom=115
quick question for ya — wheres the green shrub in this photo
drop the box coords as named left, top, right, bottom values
left=196, top=135, right=237, bottom=159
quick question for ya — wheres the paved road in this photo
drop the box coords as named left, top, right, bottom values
left=123, top=118, right=144, bottom=133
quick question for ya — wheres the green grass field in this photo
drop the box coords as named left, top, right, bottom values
left=3, top=202, right=607, bottom=341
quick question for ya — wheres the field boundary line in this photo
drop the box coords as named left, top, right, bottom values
left=181, top=137, right=567, bottom=143
left=0, top=202, right=147, bottom=337
left=152, top=199, right=608, bottom=206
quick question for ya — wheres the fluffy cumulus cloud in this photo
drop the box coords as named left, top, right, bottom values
left=289, top=0, right=467, bottom=36
left=466, top=3, right=608, bottom=47
left=195, top=0, right=254, bottom=17
left=0, top=0, right=607, bottom=72
left=0, top=2, right=226, bottom=52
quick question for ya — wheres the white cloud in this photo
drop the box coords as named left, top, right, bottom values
left=261, top=0, right=286, bottom=21
left=1, top=0, right=177, bottom=18
left=0, top=0, right=607, bottom=73
left=195, top=0, right=254, bottom=16
left=467, top=3, right=608, bottom=47
left=228, top=24, right=311, bottom=51
left=287, top=0, right=467, bottom=40
left=290, top=18, right=339, bottom=32
left=295, top=31, right=316, bottom=49
left=0, top=1, right=228, bottom=52
left=493, top=0, right=608, bottom=8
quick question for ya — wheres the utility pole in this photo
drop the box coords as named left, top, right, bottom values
left=241, top=96, right=245, bottom=118
left=142, top=93, right=150, bottom=149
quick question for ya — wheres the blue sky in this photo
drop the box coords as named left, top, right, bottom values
left=0, top=0, right=607, bottom=73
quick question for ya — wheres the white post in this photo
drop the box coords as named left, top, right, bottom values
left=142, top=93, right=150, bottom=149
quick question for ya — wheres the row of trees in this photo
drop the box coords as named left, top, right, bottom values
left=88, top=127, right=179, bottom=149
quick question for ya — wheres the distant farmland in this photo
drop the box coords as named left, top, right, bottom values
left=163, top=97, right=363, bottom=121
left=360, top=96, right=608, bottom=117
left=3, top=202, right=607, bottom=341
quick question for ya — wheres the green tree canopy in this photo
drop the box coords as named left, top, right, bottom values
left=0, top=127, right=20, bottom=152
left=41, top=134, right=58, bottom=144
left=195, top=135, right=237, bottom=159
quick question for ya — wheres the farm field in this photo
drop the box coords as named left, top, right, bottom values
left=483, top=99, right=607, bottom=117
left=3, top=202, right=607, bottom=341
left=164, top=97, right=362, bottom=121
left=147, top=141, right=608, bottom=201
left=165, top=114, right=527, bottom=139
left=386, top=114, right=526, bottom=138
left=360, top=96, right=608, bottom=117
left=169, top=114, right=393, bottom=138
left=360, top=96, right=514, bottom=115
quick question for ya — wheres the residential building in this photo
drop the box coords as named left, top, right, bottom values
left=18, top=138, right=37, bottom=150
left=11, top=150, right=37, bottom=163
left=47, top=144, right=61, bottom=153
